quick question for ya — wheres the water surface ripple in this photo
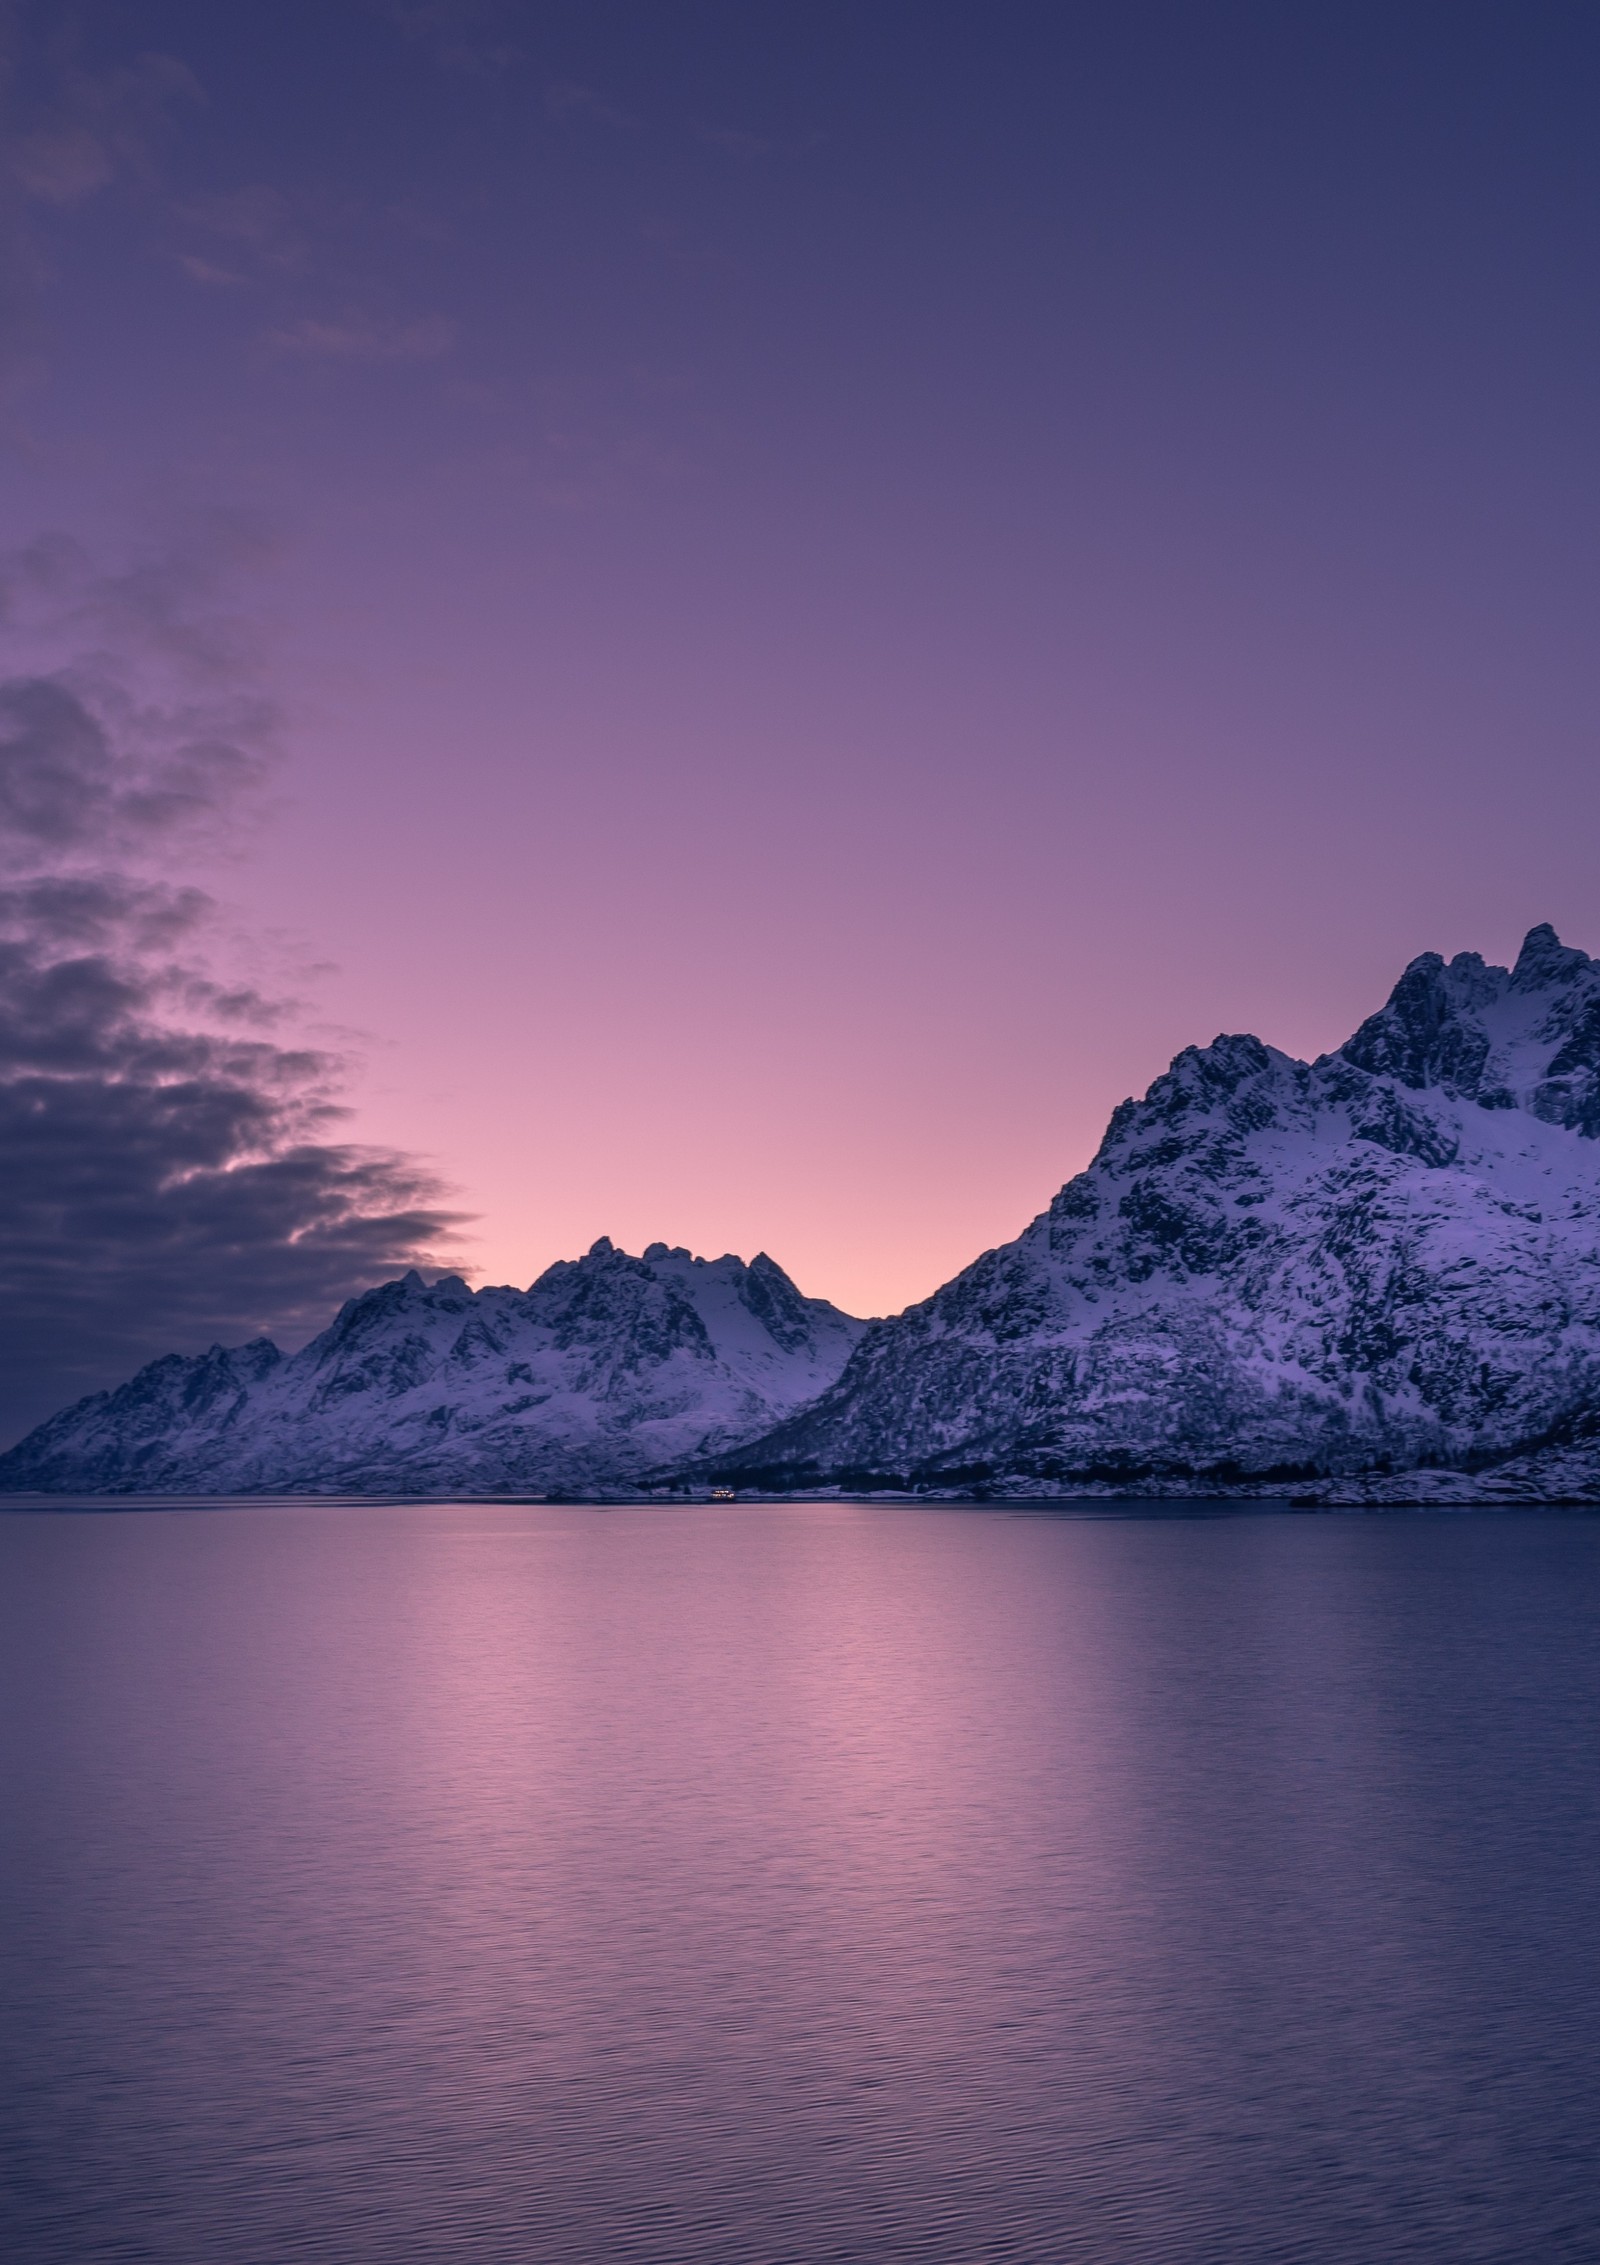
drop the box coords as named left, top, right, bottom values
left=3, top=1502, right=1598, bottom=2263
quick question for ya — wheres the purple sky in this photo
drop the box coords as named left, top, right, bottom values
left=3, top=0, right=1600, bottom=1411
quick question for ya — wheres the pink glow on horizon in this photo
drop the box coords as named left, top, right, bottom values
left=7, top=4, right=1600, bottom=1329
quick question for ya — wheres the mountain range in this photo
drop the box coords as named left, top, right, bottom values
left=0, top=1244, right=864, bottom=1496
left=8, top=923, right=1600, bottom=1503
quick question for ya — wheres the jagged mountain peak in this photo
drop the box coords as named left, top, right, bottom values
left=1511, top=921, right=1591, bottom=991
left=14, top=926, right=1600, bottom=1504
left=1337, top=950, right=1501, bottom=1094
left=0, top=1235, right=867, bottom=1494
left=720, top=925, right=1600, bottom=1503
left=1086, top=930, right=1600, bottom=1154
left=1321, top=926, right=1600, bottom=1129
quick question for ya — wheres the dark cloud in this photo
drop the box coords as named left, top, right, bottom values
left=0, top=514, right=278, bottom=677
left=0, top=536, right=465, bottom=1446
left=0, top=522, right=278, bottom=864
left=0, top=675, right=266, bottom=858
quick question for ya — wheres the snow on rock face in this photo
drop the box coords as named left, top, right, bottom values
left=15, top=923, right=1600, bottom=1504
left=722, top=926, right=1600, bottom=1501
left=0, top=1241, right=866, bottom=1494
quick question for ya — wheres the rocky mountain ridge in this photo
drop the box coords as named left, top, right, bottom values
left=10, top=923, right=1600, bottom=1503
left=717, top=924, right=1600, bottom=1503
left=0, top=1241, right=866, bottom=1495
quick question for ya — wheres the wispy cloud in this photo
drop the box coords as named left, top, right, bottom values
left=267, top=310, right=458, bottom=362
left=6, top=51, right=203, bottom=207
left=367, top=0, right=524, bottom=77
left=544, top=79, right=635, bottom=132
left=1, top=15, right=470, bottom=417
left=698, top=127, right=780, bottom=161
left=176, top=253, right=242, bottom=288
left=174, top=183, right=307, bottom=272
left=0, top=28, right=204, bottom=411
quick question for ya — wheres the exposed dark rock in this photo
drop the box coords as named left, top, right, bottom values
left=716, top=927, right=1600, bottom=1504
left=0, top=1245, right=866, bottom=1493
left=14, top=924, right=1600, bottom=1504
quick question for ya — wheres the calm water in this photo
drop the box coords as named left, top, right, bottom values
left=3, top=1503, right=1600, bottom=2264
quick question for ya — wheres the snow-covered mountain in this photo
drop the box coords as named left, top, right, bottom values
left=12, top=923, right=1600, bottom=1503
left=0, top=1241, right=866, bottom=1495
left=720, top=924, right=1600, bottom=1503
